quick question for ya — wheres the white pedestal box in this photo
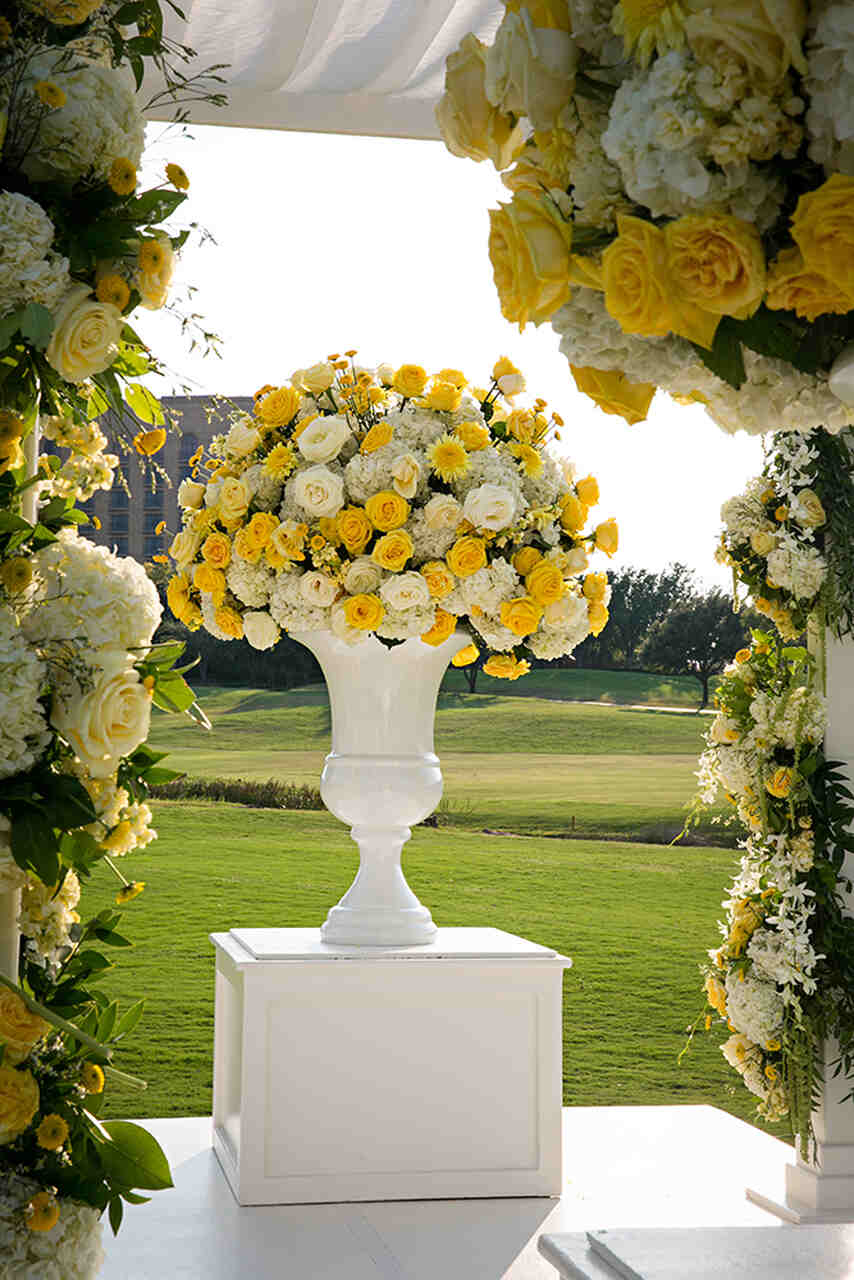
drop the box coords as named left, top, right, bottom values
left=210, top=926, right=570, bottom=1206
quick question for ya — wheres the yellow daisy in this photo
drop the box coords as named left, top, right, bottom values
left=109, top=157, right=137, bottom=196
left=427, top=434, right=470, bottom=482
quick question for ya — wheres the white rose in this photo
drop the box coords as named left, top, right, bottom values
left=462, top=483, right=517, bottom=531
left=435, top=32, right=526, bottom=169
left=225, top=415, right=262, bottom=459
left=377, top=363, right=396, bottom=386
left=297, top=415, right=351, bottom=463
left=293, top=465, right=345, bottom=518
left=301, top=362, right=336, bottom=393
left=168, top=528, right=201, bottom=568
left=45, top=283, right=122, bottom=382
left=391, top=452, right=421, bottom=499
left=544, top=593, right=586, bottom=627
left=218, top=477, right=251, bottom=523
left=564, top=545, right=589, bottom=574
left=244, top=611, right=280, bottom=651
left=331, top=601, right=369, bottom=646
left=178, top=479, right=205, bottom=509
left=424, top=493, right=462, bottom=531
left=484, top=12, right=577, bottom=133
left=298, top=570, right=339, bottom=607
left=497, top=372, right=526, bottom=396
left=380, top=571, right=431, bottom=612
left=343, top=556, right=382, bottom=595
left=51, top=652, right=151, bottom=778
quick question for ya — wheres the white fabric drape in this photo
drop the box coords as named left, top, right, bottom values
left=148, top=0, right=503, bottom=138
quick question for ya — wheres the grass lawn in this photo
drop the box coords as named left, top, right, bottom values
left=441, top=665, right=716, bottom=708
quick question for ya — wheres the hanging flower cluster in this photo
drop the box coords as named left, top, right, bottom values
left=166, top=355, right=619, bottom=676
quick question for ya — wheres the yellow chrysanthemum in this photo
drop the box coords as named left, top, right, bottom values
left=95, top=274, right=130, bottom=310
left=138, top=239, right=167, bottom=272
left=33, top=80, right=66, bottom=110
left=427, top=434, right=470, bottom=482
left=80, top=1062, right=104, bottom=1095
left=264, top=442, right=297, bottom=479
left=166, top=162, right=190, bottom=190
left=0, top=556, right=33, bottom=594
left=36, top=1114, right=69, bottom=1152
left=109, top=157, right=137, bottom=196
left=25, top=1191, right=59, bottom=1233
left=116, top=881, right=146, bottom=905
left=611, top=0, right=687, bottom=66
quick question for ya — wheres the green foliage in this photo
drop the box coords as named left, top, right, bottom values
left=640, top=590, right=759, bottom=706
left=149, top=776, right=324, bottom=809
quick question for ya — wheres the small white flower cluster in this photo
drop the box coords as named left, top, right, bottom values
left=0, top=1176, right=104, bottom=1280
left=19, top=870, right=81, bottom=973
left=39, top=415, right=118, bottom=504
left=0, top=192, right=71, bottom=320
left=0, top=606, right=50, bottom=781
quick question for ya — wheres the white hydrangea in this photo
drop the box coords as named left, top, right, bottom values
left=376, top=602, right=435, bottom=641
left=564, top=97, right=628, bottom=231
left=0, top=191, right=71, bottom=320
left=408, top=509, right=458, bottom=562
left=0, top=604, right=51, bottom=780
left=765, top=542, right=827, bottom=600
left=567, top=0, right=621, bottom=58
left=268, top=573, right=330, bottom=633
left=241, top=463, right=283, bottom=510
left=0, top=1176, right=104, bottom=1280
left=720, top=491, right=772, bottom=542
left=468, top=611, right=518, bottom=652
left=724, top=970, right=785, bottom=1047
left=226, top=557, right=274, bottom=608
left=806, top=5, right=854, bottom=174
left=521, top=450, right=563, bottom=508
left=19, top=870, right=80, bottom=972
left=448, top=557, right=520, bottom=618
left=384, top=407, right=448, bottom=451
left=22, top=53, right=145, bottom=184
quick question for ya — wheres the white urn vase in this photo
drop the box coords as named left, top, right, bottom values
left=291, top=628, right=469, bottom=946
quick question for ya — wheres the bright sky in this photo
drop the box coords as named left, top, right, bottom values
left=140, top=123, right=764, bottom=586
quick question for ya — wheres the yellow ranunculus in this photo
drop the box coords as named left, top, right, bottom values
left=426, top=380, right=462, bottom=412
left=256, top=386, right=302, bottom=428
left=337, top=506, right=373, bottom=553
left=435, top=33, right=526, bottom=170
left=455, top=421, right=490, bottom=451
left=201, top=532, right=231, bottom=569
left=0, top=1064, right=39, bottom=1144
left=684, top=0, right=807, bottom=91
left=421, top=607, right=457, bottom=646
left=446, top=536, right=487, bottom=578
left=594, top=518, right=619, bottom=557
left=0, top=992, right=48, bottom=1066
left=665, top=212, right=766, bottom=322
left=393, top=365, right=428, bottom=398
left=500, top=595, right=543, bottom=637
left=234, top=528, right=263, bottom=564
left=587, top=599, right=609, bottom=635
left=513, top=546, right=543, bottom=576
left=420, top=560, right=456, bottom=599
left=791, top=174, right=854, bottom=293
left=214, top=606, right=244, bottom=639
left=559, top=493, right=588, bottom=534
left=525, top=560, right=564, bottom=606
left=765, top=766, right=794, bottom=799
left=372, top=530, right=414, bottom=572
left=360, top=421, right=393, bottom=453
left=488, top=191, right=574, bottom=329
left=570, top=365, right=656, bottom=426
left=603, top=214, right=674, bottom=337
left=483, top=653, right=531, bottom=680
left=364, top=490, right=410, bottom=532
left=193, top=564, right=226, bottom=601
left=452, top=643, right=480, bottom=667
left=246, top=511, right=280, bottom=550
left=344, top=593, right=385, bottom=630
left=583, top=571, right=608, bottom=603
left=767, top=243, right=854, bottom=321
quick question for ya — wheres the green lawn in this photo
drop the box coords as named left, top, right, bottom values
left=441, top=665, right=716, bottom=708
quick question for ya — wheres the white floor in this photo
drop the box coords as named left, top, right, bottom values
left=98, top=1105, right=798, bottom=1279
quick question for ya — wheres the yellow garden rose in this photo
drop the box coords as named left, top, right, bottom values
left=446, top=536, right=488, bottom=578
left=483, top=653, right=531, bottom=680
left=344, top=593, right=385, bottom=630
left=488, top=191, right=574, bottom=328
left=766, top=766, right=795, bottom=799
left=665, top=213, right=766, bottom=321
left=791, top=175, right=854, bottom=294
left=360, top=421, right=393, bottom=453
left=452, top=643, right=480, bottom=667
left=365, top=490, right=410, bottom=531
left=420, top=560, right=456, bottom=599
left=214, top=606, right=244, bottom=639
left=570, top=365, right=656, bottom=426
left=603, top=215, right=674, bottom=337
left=513, top=546, right=543, bottom=576
left=766, top=246, right=853, bottom=322
left=500, top=595, right=543, bottom=636
left=337, top=506, right=373, bottom=553
left=246, top=511, right=280, bottom=550
left=256, top=386, right=302, bottom=428
left=393, top=365, right=428, bottom=398
left=525, top=560, right=564, bottom=606
left=684, top=0, right=807, bottom=90
left=583, top=572, right=608, bottom=603
left=587, top=599, right=609, bottom=636
left=594, top=518, right=619, bottom=557
left=0, top=1065, right=39, bottom=1144
left=455, top=421, right=490, bottom=451
left=234, top=528, right=263, bottom=564
left=421, top=608, right=457, bottom=646
left=193, top=564, right=226, bottom=601
left=0, top=992, right=48, bottom=1066
left=559, top=493, right=588, bottom=534
left=435, top=33, right=526, bottom=170
left=426, top=380, right=463, bottom=412
left=372, top=530, right=414, bottom=572
left=201, top=531, right=231, bottom=569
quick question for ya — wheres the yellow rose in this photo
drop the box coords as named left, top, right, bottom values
left=0, top=992, right=48, bottom=1066
left=750, top=530, right=777, bottom=556
left=425, top=380, right=462, bottom=412
left=372, top=530, right=414, bottom=572
left=344, top=593, right=385, bottom=630
left=488, top=191, right=573, bottom=328
left=420, top=560, right=456, bottom=599
left=214, top=606, right=244, bottom=639
left=575, top=476, right=600, bottom=509
left=505, top=409, right=536, bottom=443
left=337, top=506, right=373, bottom=553
left=360, top=421, right=393, bottom=453
left=421, top=607, right=457, bottom=646
left=217, top=477, right=251, bottom=524
left=452, top=643, right=480, bottom=667
left=525, top=560, right=564, bottom=606
left=794, top=488, right=826, bottom=529
left=268, top=521, right=307, bottom=566
left=438, top=368, right=467, bottom=388
left=666, top=213, right=766, bottom=323
left=446, top=536, right=488, bottom=578
left=504, top=0, right=572, bottom=28
left=513, top=546, right=543, bottom=576
left=603, top=215, right=674, bottom=337
left=168, top=528, right=201, bottom=569
left=766, top=766, right=794, bottom=799
left=246, top=511, right=280, bottom=550
left=364, top=490, right=410, bottom=531
left=435, top=33, right=526, bottom=170
left=559, top=493, right=588, bottom=534
left=0, top=1064, right=39, bottom=1144
left=455, top=421, right=490, bottom=451
left=705, top=973, right=728, bottom=1017
left=201, top=532, right=231, bottom=569
left=594, top=518, right=619, bottom=557
left=791, top=175, right=854, bottom=294
left=483, top=653, right=530, bottom=680
left=583, top=571, right=608, bottom=603
left=570, top=365, right=656, bottom=426
left=256, top=386, right=302, bottom=428
left=193, top=564, right=226, bottom=601
left=500, top=595, right=543, bottom=637
left=393, top=365, right=428, bottom=398
left=765, top=245, right=853, bottom=322
left=587, top=599, right=609, bottom=636
left=685, top=0, right=807, bottom=90
left=166, top=572, right=193, bottom=623
left=233, top=528, right=263, bottom=564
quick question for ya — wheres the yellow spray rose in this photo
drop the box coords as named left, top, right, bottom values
left=483, top=653, right=530, bottom=680
left=426, top=380, right=462, bottom=412
left=594, top=518, right=619, bottom=557
left=0, top=992, right=48, bottom=1066
left=364, top=491, right=410, bottom=531
left=525, top=560, right=564, bottom=606
left=0, top=1065, right=39, bottom=1144
left=393, top=365, right=428, bottom=398
left=665, top=213, right=766, bottom=322
left=603, top=215, right=674, bottom=337
left=488, top=191, right=574, bottom=328
left=201, top=532, right=231, bottom=569
left=446, top=536, right=488, bottom=578
left=500, top=595, right=543, bottom=636
left=513, top=546, right=543, bottom=576
left=791, top=175, right=854, bottom=294
left=372, top=530, right=414, bottom=572
left=420, top=561, right=456, bottom=599
left=570, top=365, right=656, bottom=426
left=344, top=594, right=385, bottom=630
left=435, top=33, right=526, bottom=170
left=421, top=608, right=458, bottom=646
left=337, top=506, right=373, bottom=553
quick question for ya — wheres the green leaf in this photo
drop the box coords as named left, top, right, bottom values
left=114, top=999, right=145, bottom=1040
left=126, top=744, right=170, bottom=769
left=108, top=1196, right=124, bottom=1235
left=692, top=319, right=746, bottom=389
left=19, top=304, right=55, bottom=351
left=100, top=1121, right=174, bottom=1191
left=124, top=383, right=165, bottom=426
left=141, top=641, right=186, bottom=670
left=11, top=808, right=59, bottom=884
left=44, top=774, right=98, bottom=829
left=151, top=670, right=197, bottom=714
left=140, top=765, right=184, bottom=785
left=0, top=310, right=22, bottom=351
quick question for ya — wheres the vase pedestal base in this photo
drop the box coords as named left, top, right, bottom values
left=320, top=902, right=437, bottom=946
left=210, top=926, right=570, bottom=1206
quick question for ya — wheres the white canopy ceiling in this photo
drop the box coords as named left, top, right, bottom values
left=150, top=1, right=504, bottom=139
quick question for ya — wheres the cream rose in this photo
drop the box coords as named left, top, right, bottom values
left=343, top=557, right=383, bottom=596
left=243, top=611, right=280, bottom=651
left=462, top=483, right=517, bottom=532
left=488, top=190, right=573, bottom=328
left=750, top=529, right=777, bottom=556
left=424, top=493, right=463, bottom=531
left=685, top=0, right=807, bottom=89
left=544, top=593, right=587, bottom=628
left=298, top=570, right=339, bottom=607
left=436, top=33, right=526, bottom=170
left=484, top=11, right=578, bottom=133
left=793, top=488, right=826, bottom=529
left=178, top=478, right=205, bottom=509
left=564, top=545, right=589, bottom=574
left=218, top=477, right=251, bottom=524
left=51, top=652, right=152, bottom=778
left=168, top=528, right=201, bottom=568
left=379, top=572, right=431, bottom=612
left=297, top=415, right=351, bottom=463
left=225, top=416, right=262, bottom=459
left=45, top=283, right=123, bottom=382
left=301, top=362, right=336, bottom=393
left=376, top=363, right=396, bottom=386
left=292, top=465, right=345, bottom=518
left=497, top=372, right=526, bottom=397
left=391, top=452, right=421, bottom=500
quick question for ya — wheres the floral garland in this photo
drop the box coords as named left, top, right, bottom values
left=436, top=0, right=854, bottom=437
left=166, top=356, right=619, bottom=674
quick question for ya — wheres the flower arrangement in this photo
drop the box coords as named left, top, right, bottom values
left=687, top=635, right=854, bottom=1150
left=436, top=0, right=854, bottom=437
left=165, top=356, right=619, bottom=674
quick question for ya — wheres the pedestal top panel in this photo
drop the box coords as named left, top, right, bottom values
left=214, top=926, right=571, bottom=965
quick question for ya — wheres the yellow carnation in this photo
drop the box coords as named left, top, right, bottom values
left=364, top=490, right=410, bottom=532
left=344, top=594, right=385, bottom=630
left=166, top=572, right=193, bottom=622
left=500, top=595, right=543, bottom=637
left=421, top=608, right=457, bottom=646
left=193, top=564, right=226, bottom=601
left=372, top=530, right=414, bottom=573
left=570, top=365, right=656, bottom=426
left=525, top=560, right=564, bottom=606
left=488, top=191, right=573, bottom=328
left=588, top=599, right=609, bottom=636
left=447, top=536, right=487, bottom=578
